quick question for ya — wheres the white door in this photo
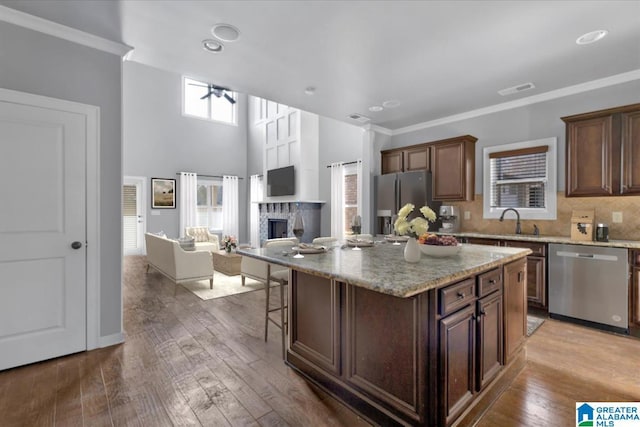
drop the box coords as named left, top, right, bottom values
left=0, top=94, right=87, bottom=370
left=123, top=176, right=145, bottom=255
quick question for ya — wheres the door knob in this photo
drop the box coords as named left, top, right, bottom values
left=71, top=241, right=83, bottom=249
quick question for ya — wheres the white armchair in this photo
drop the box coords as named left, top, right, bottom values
left=185, top=226, right=220, bottom=252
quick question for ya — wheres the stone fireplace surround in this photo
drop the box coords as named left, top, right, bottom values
left=258, top=202, right=322, bottom=246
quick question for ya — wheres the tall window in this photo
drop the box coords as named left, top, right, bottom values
left=344, top=163, right=360, bottom=234
left=197, top=179, right=223, bottom=231
left=183, top=77, right=237, bottom=125
left=483, top=137, right=557, bottom=220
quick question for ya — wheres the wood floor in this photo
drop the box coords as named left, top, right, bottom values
left=0, top=255, right=638, bottom=426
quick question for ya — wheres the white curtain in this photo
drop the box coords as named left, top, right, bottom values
left=179, top=172, right=197, bottom=237
left=250, top=174, right=263, bottom=248
left=330, top=162, right=345, bottom=240
left=222, top=175, right=239, bottom=239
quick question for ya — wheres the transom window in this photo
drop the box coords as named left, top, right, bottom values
left=183, top=77, right=237, bottom=125
left=197, top=179, right=223, bottom=231
left=483, top=137, right=557, bottom=220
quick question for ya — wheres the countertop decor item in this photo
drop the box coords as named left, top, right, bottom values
left=393, top=203, right=437, bottom=262
left=404, top=237, right=421, bottom=263
left=419, top=243, right=462, bottom=258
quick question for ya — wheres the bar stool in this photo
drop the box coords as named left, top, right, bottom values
left=262, top=239, right=296, bottom=358
left=265, top=264, right=289, bottom=357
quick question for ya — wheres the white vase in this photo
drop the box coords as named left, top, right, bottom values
left=404, top=237, right=421, bottom=263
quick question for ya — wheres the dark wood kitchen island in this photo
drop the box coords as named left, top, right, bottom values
left=238, top=242, right=531, bottom=426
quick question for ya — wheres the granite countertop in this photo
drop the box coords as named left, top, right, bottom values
left=442, top=232, right=640, bottom=249
left=237, top=242, right=530, bottom=298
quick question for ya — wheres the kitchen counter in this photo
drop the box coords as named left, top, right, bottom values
left=441, top=231, right=640, bottom=249
left=239, top=241, right=530, bottom=426
left=237, top=241, right=530, bottom=298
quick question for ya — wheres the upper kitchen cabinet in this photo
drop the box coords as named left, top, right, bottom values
left=562, top=103, right=640, bottom=197
left=431, top=135, right=477, bottom=201
left=381, top=135, right=476, bottom=201
left=380, top=143, right=430, bottom=174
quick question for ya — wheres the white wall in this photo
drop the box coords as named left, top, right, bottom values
left=387, top=80, right=640, bottom=193
left=0, top=21, right=123, bottom=339
left=317, top=116, right=364, bottom=236
left=123, top=62, right=249, bottom=242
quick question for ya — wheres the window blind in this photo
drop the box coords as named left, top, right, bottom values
left=122, top=185, right=138, bottom=250
left=490, top=151, right=547, bottom=209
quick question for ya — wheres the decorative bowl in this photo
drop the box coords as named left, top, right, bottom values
left=419, top=243, right=462, bottom=257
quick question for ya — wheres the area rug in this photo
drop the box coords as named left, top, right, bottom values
left=180, top=271, right=264, bottom=301
left=527, top=315, right=545, bottom=336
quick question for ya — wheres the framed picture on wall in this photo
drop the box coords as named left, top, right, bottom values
left=151, top=178, right=176, bottom=209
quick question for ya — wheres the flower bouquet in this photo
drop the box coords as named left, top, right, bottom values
left=222, top=235, right=237, bottom=253
left=393, top=203, right=437, bottom=262
left=393, top=203, right=437, bottom=238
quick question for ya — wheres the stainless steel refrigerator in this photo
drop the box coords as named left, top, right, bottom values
left=374, top=170, right=441, bottom=235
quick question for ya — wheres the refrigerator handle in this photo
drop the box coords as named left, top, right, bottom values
left=395, top=178, right=400, bottom=211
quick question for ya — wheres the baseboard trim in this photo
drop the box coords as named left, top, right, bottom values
left=98, top=332, right=125, bottom=348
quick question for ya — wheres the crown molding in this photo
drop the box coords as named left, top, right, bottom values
left=363, top=123, right=393, bottom=136
left=393, top=68, right=640, bottom=136
left=0, top=5, right=132, bottom=57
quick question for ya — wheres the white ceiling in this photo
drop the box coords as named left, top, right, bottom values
left=3, top=0, right=640, bottom=131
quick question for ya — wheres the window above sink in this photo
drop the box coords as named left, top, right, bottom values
left=483, top=137, right=557, bottom=220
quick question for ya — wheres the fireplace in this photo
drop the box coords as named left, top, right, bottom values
left=268, top=219, right=288, bottom=239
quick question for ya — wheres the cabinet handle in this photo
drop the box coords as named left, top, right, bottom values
left=488, top=279, right=496, bottom=284
left=517, top=271, right=523, bottom=282
left=457, top=291, right=465, bottom=299
left=479, top=308, right=486, bottom=316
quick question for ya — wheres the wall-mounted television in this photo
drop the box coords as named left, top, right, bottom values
left=267, top=165, right=295, bottom=196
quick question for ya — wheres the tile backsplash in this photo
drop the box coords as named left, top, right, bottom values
left=449, top=193, right=640, bottom=241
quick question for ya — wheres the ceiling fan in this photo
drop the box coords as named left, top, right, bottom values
left=189, top=82, right=236, bottom=104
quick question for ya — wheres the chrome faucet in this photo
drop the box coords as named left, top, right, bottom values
left=499, top=208, right=522, bottom=234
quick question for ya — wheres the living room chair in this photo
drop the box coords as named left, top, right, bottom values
left=185, top=226, right=220, bottom=252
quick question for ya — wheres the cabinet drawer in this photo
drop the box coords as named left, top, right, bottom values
left=440, top=278, right=476, bottom=316
left=478, top=268, right=502, bottom=298
left=503, top=240, right=546, bottom=257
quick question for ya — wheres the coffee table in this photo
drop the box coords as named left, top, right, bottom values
left=212, top=250, right=242, bottom=276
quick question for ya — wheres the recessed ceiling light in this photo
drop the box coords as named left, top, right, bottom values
left=202, top=39, right=224, bottom=53
left=212, top=23, right=240, bottom=42
left=304, top=86, right=316, bottom=95
left=576, top=30, right=608, bottom=45
left=369, top=105, right=383, bottom=112
left=382, top=100, right=401, bottom=109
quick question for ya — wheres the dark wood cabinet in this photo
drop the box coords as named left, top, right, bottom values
left=439, top=304, right=476, bottom=426
left=381, top=150, right=404, bottom=174
left=466, top=237, right=501, bottom=246
left=503, top=240, right=547, bottom=309
left=431, top=136, right=477, bottom=202
left=381, top=143, right=429, bottom=174
left=290, top=271, right=341, bottom=375
left=405, top=145, right=430, bottom=172
left=503, top=258, right=527, bottom=364
left=380, top=135, right=476, bottom=201
left=562, top=103, right=640, bottom=197
left=622, top=110, right=640, bottom=194
left=476, top=291, right=503, bottom=391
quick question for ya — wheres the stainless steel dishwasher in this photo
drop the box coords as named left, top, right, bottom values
left=548, top=243, right=628, bottom=333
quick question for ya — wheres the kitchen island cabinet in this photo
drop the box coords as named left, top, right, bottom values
left=239, top=243, right=530, bottom=426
